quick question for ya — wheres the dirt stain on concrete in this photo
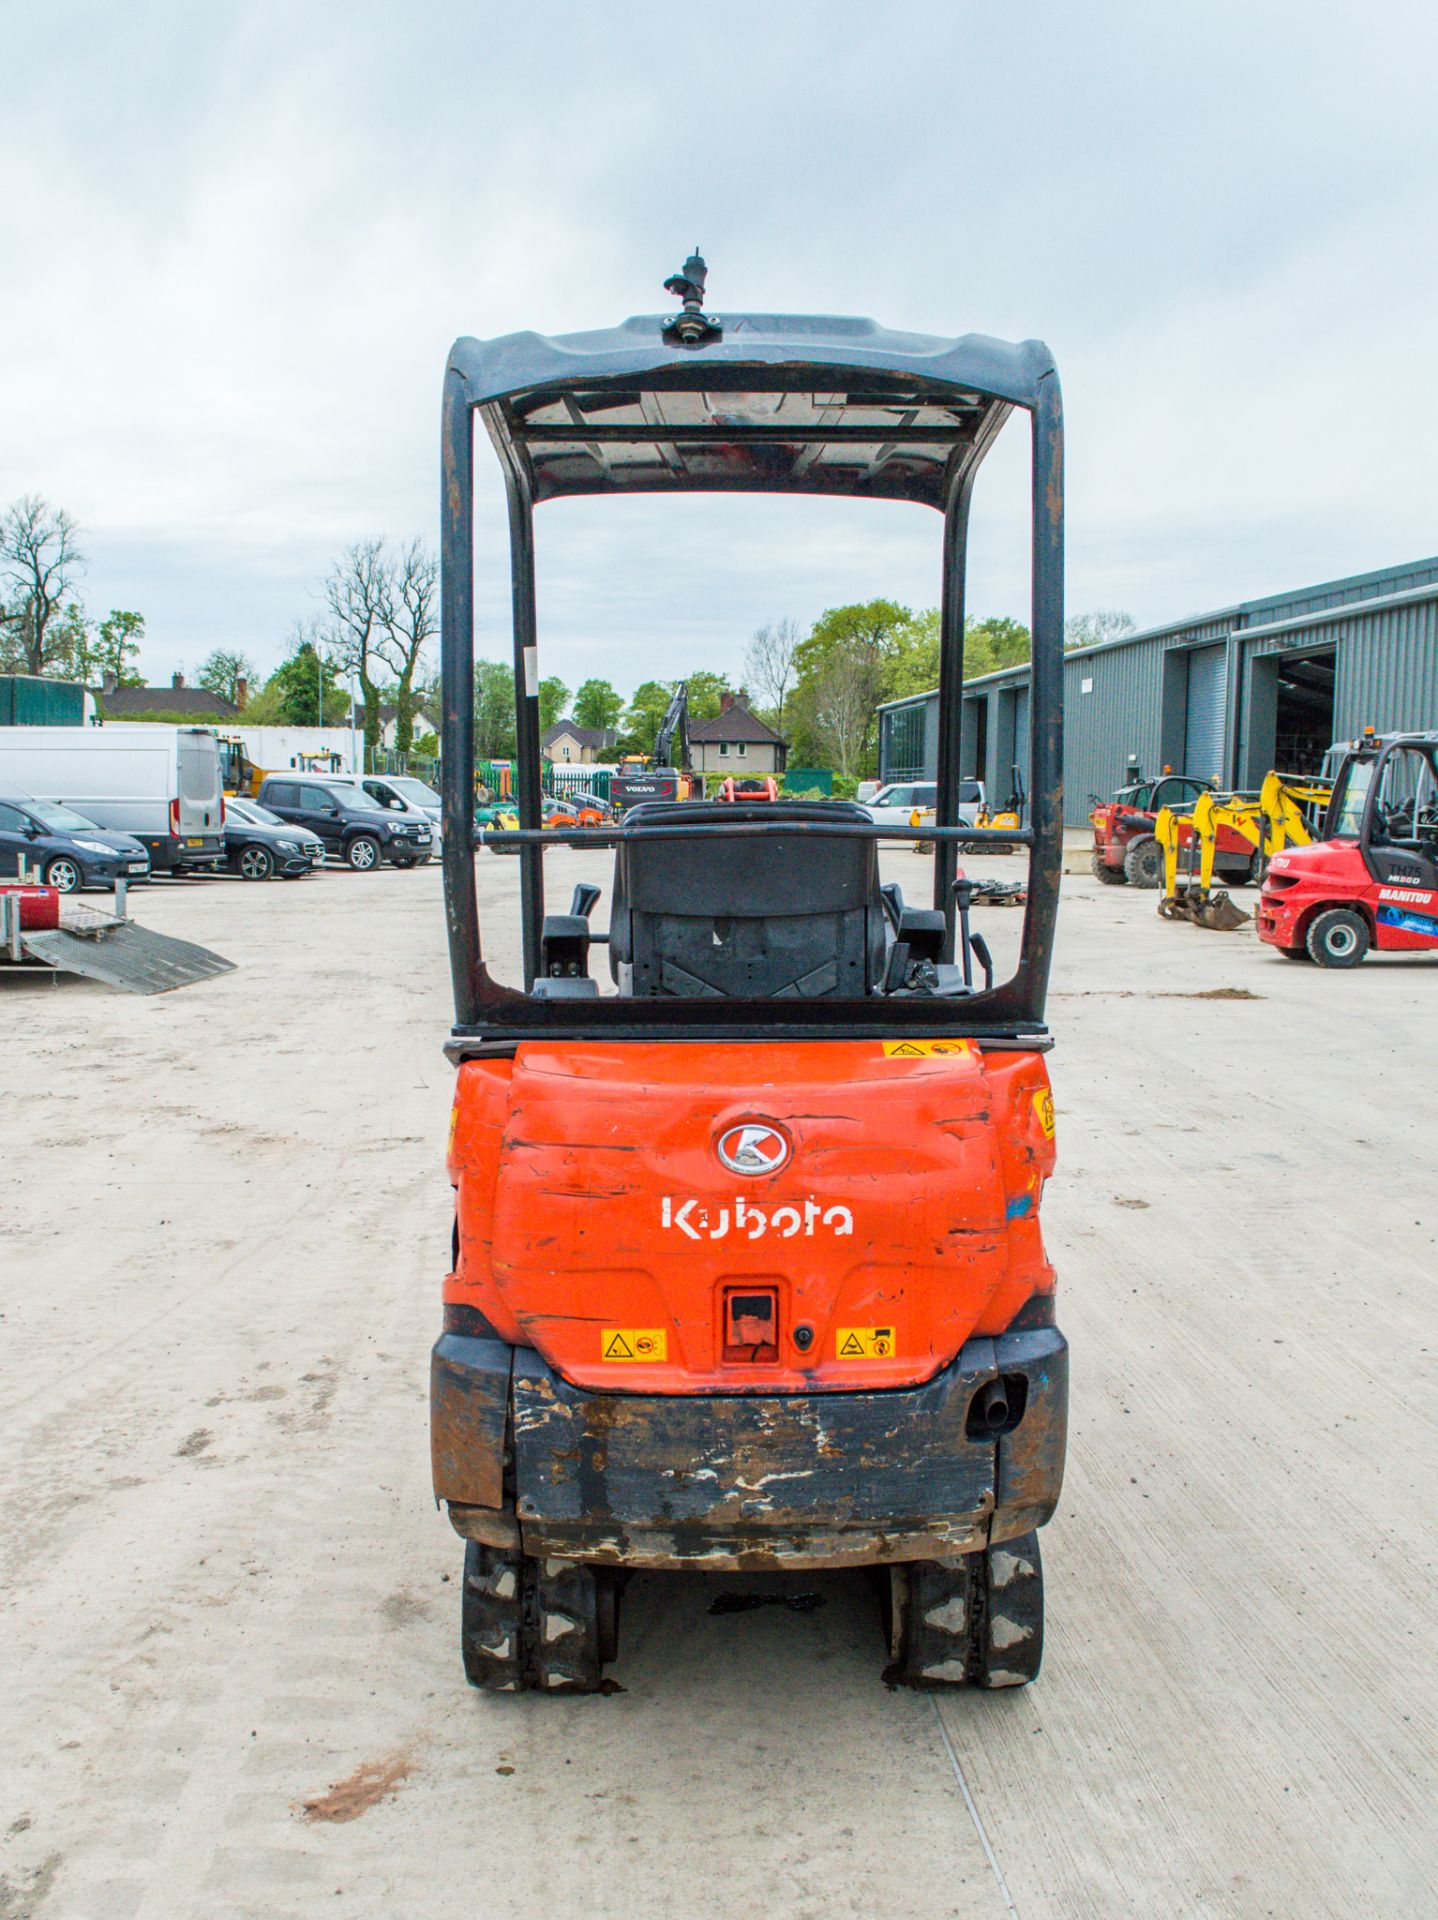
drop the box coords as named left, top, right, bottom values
left=298, top=1748, right=414, bottom=1824
left=0, top=1851, right=63, bottom=1919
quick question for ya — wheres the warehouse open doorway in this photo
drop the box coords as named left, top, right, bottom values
left=1239, top=645, right=1338, bottom=784
left=1273, top=649, right=1337, bottom=773
left=963, top=692, right=988, bottom=783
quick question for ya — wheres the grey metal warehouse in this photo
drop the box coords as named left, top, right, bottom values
left=877, top=556, right=1438, bottom=825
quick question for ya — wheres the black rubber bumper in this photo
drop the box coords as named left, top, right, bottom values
left=431, top=1327, right=1067, bottom=1572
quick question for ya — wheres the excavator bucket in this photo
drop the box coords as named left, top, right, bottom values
left=1157, top=887, right=1251, bottom=930
left=1192, top=890, right=1251, bottom=932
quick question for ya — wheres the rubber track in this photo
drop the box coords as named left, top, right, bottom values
left=461, top=1543, right=606, bottom=1693
left=898, top=1533, right=1044, bottom=1688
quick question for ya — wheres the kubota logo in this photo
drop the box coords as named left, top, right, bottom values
left=716, top=1122, right=790, bottom=1176
left=662, top=1196, right=853, bottom=1240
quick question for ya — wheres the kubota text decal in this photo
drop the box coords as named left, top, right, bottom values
left=661, top=1196, right=853, bottom=1240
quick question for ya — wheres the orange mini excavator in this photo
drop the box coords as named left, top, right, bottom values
left=431, top=253, right=1068, bottom=1692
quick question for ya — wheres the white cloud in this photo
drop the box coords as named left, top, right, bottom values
left=2, top=0, right=1434, bottom=688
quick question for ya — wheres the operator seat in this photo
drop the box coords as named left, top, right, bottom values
left=609, top=801, right=887, bottom=998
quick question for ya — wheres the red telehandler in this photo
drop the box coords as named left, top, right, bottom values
left=1258, top=730, right=1438, bottom=965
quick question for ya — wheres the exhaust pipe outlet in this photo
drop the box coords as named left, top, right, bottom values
left=979, top=1381, right=1010, bottom=1431
left=967, top=1373, right=1029, bottom=1438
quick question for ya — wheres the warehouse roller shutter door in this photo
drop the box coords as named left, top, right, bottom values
left=1184, top=646, right=1228, bottom=784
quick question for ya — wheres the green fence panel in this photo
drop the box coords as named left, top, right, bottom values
left=544, top=765, right=612, bottom=800
left=780, top=766, right=833, bottom=795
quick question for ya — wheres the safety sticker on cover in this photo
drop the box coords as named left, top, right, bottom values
left=601, top=1329, right=667, bottom=1362
left=880, top=1040, right=975, bottom=1059
left=1032, top=1089, right=1056, bottom=1138
left=836, top=1327, right=896, bottom=1359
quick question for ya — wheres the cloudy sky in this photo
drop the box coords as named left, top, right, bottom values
left=4, top=0, right=1435, bottom=695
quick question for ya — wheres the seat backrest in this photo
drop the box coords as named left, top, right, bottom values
left=610, top=802, right=885, bottom=999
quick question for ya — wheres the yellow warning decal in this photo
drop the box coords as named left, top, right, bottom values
left=836, top=1327, right=896, bottom=1359
left=880, top=1039, right=975, bottom=1059
left=601, top=1329, right=667, bottom=1363
left=1032, top=1088, right=1056, bottom=1138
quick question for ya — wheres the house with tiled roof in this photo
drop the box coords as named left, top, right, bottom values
left=356, top=700, right=441, bottom=750
left=542, top=721, right=619, bottom=764
left=99, top=672, right=240, bottom=719
left=686, top=693, right=787, bottom=775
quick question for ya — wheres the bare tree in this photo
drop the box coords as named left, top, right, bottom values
left=1065, top=609, right=1135, bottom=651
left=197, top=647, right=258, bottom=707
left=806, top=651, right=879, bottom=780
left=325, top=539, right=392, bottom=760
left=743, top=617, right=801, bottom=731
left=377, top=539, right=438, bottom=756
left=0, top=495, right=85, bottom=675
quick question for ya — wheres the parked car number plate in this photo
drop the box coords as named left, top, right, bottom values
left=186, top=836, right=204, bottom=846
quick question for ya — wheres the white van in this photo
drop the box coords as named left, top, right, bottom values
left=0, top=724, right=225, bottom=872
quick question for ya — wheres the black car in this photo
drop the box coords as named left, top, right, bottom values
left=224, top=797, right=325, bottom=880
left=255, top=775, right=434, bottom=870
left=0, top=790, right=151, bottom=893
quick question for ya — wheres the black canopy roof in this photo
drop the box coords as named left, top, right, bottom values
left=447, top=314, right=1055, bottom=511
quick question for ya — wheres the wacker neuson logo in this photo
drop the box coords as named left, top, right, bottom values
left=661, top=1196, right=853, bottom=1240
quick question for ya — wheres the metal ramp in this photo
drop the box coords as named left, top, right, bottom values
left=19, top=922, right=235, bottom=993
left=2, top=890, right=235, bottom=994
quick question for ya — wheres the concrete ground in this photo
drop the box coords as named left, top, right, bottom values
left=1, top=851, right=1434, bottom=1919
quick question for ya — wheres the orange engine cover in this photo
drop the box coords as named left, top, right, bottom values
left=446, top=1040, right=1057, bottom=1394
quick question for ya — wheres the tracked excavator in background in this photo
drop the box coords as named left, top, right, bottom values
left=612, top=683, right=693, bottom=809
left=430, top=254, right=1068, bottom=1693
left=1155, top=771, right=1335, bottom=930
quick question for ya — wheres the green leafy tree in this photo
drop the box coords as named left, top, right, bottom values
left=966, top=615, right=1031, bottom=676
left=572, top=677, right=623, bottom=732
left=474, top=659, right=518, bottom=761
left=682, top=669, right=734, bottom=721
left=787, top=599, right=912, bottom=778
left=618, top=679, right=672, bottom=756
left=880, top=608, right=1030, bottom=703
left=538, top=675, right=570, bottom=731
left=48, top=604, right=97, bottom=682
left=96, top=610, right=146, bottom=687
left=265, top=630, right=347, bottom=725
left=886, top=607, right=940, bottom=701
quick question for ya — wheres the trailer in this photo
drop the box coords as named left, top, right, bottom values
left=0, top=881, right=234, bottom=993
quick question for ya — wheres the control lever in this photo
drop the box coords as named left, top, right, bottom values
left=952, top=877, right=975, bottom=989
left=880, top=882, right=904, bottom=933
left=569, top=881, right=608, bottom=942
left=970, top=931, right=994, bottom=992
left=881, top=941, right=912, bottom=994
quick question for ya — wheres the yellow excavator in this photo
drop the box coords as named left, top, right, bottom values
left=1257, top=769, right=1332, bottom=854
left=1156, top=772, right=1333, bottom=930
